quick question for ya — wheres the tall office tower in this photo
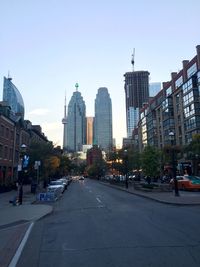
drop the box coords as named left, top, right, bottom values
left=94, top=87, right=113, bottom=152
left=149, top=82, right=161, bottom=97
left=62, top=95, right=67, bottom=151
left=124, top=57, right=150, bottom=137
left=66, top=84, right=86, bottom=152
left=3, top=76, right=25, bottom=119
left=86, top=117, right=94, bottom=145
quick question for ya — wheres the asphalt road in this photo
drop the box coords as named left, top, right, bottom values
left=17, top=179, right=200, bottom=267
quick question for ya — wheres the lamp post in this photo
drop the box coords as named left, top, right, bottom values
left=124, top=150, right=128, bottom=189
left=169, top=131, right=179, bottom=197
left=18, top=144, right=28, bottom=204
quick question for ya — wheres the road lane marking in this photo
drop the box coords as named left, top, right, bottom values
left=96, top=197, right=102, bottom=203
left=9, top=222, right=34, bottom=267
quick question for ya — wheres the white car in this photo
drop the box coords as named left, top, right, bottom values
left=47, top=180, right=65, bottom=193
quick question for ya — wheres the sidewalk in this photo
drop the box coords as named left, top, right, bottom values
left=0, top=185, right=53, bottom=267
left=101, top=181, right=200, bottom=205
left=0, top=185, right=53, bottom=226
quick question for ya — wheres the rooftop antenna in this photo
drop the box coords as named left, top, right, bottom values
left=8, top=70, right=12, bottom=80
left=64, top=91, right=67, bottom=118
left=131, top=48, right=135, bottom=71
left=75, top=83, right=79, bottom=92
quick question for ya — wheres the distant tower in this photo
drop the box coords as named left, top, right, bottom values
left=66, top=84, right=86, bottom=152
left=131, top=48, right=135, bottom=71
left=94, top=87, right=113, bottom=152
left=3, top=76, right=25, bottom=119
left=86, top=117, right=94, bottom=145
left=62, top=93, right=68, bottom=151
left=124, top=52, right=149, bottom=137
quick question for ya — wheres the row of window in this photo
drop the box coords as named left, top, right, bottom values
left=0, top=124, right=14, bottom=140
left=183, top=91, right=194, bottom=106
left=184, top=104, right=195, bottom=118
left=0, top=144, right=13, bottom=160
left=187, top=63, right=197, bottom=79
left=183, top=78, right=193, bottom=94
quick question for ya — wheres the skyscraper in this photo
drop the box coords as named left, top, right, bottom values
left=62, top=95, right=67, bottom=151
left=124, top=59, right=149, bottom=137
left=66, top=84, right=86, bottom=152
left=86, top=117, right=93, bottom=145
left=3, top=76, right=25, bottom=119
left=94, top=87, right=113, bottom=152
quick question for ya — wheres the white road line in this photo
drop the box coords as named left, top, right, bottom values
left=96, top=197, right=102, bottom=203
left=9, top=222, right=34, bottom=267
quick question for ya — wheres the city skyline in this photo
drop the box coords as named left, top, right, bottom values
left=0, top=1, right=200, bottom=147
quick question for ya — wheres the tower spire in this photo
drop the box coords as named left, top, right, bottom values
left=64, top=92, right=67, bottom=118
left=131, top=48, right=135, bottom=71
left=75, top=83, right=79, bottom=91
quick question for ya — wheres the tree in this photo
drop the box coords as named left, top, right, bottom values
left=141, top=146, right=161, bottom=178
left=59, top=155, right=72, bottom=176
left=27, top=141, right=55, bottom=182
left=44, top=156, right=60, bottom=179
left=184, top=134, right=200, bottom=175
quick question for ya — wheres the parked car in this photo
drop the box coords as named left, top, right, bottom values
left=47, top=180, right=65, bottom=193
left=58, top=178, right=69, bottom=189
left=170, top=175, right=200, bottom=190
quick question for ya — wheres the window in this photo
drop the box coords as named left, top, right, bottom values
left=187, top=63, right=197, bottom=78
left=183, top=78, right=193, bottom=94
left=175, top=76, right=183, bottom=88
left=166, top=86, right=172, bottom=96
left=184, top=104, right=195, bottom=118
left=185, top=116, right=196, bottom=130
left=183, top=91, right=194, bottom=106
left=6, top=128, right=9, bottom=138
left=0, top=125, right=4, bottom=137
left=4, top=146, right=8, bottom=159
left=0, top=144, right=3, bottom=158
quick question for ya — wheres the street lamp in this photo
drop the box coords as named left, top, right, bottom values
left=123, top=149, right=128, bottom=189
left=18, top=144, right=29, bottom=204
left=169, top=131, right=179, bottom=197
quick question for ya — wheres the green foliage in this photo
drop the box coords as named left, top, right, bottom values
left=184, top=134, right=200, bottom=157
left=141, top=146, right=161, bottom=177
left=87, top=160, right=107, bottom=179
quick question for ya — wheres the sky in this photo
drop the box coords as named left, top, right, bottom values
left=0, top=0, right=200, bottom=148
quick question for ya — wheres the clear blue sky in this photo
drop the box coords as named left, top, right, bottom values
left=1, top=0, right=199, bottom=147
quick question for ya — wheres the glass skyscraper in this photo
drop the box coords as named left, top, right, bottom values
left=124, top=71, right=149, bottom=137
left=66, top=87, right=86, bottom=152
left=3, top=76, right=25, bottom=119
left=94, top=87, right=113, bottom=152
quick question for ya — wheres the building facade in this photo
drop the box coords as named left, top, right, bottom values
left=124, top=70, right=150, bottom=137
left=138, top=45, right=200, bottom=151
left=66, top=86, right=86, bottom=152
left=94, top=87, right=113, bottom=152
left=86, top=117, right=93, bottom=145
left=1, top=76, right=49, bottom=186
left=62, top=96, right=67, bottom=151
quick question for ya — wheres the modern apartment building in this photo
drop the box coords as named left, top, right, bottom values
left=124, top=70, right=150, bottom=137
left=66, top=85, right=86, bottom=152
left=138, top=45, right=200, bottom=151
left=94, top=87, right=113, bottom=152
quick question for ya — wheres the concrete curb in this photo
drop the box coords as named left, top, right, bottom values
left=100, top=182, right=200, bottom=206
